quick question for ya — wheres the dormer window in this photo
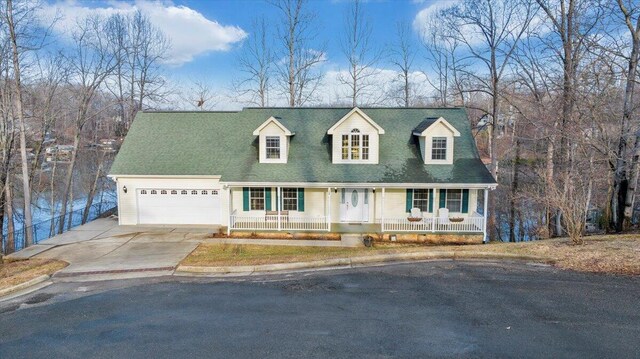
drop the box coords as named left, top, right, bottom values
left=265, top=136, right=281, bottom=159
left=341, top=129, right=370, bottom=161
left=413, top=117, right=460, bottom=165
left=328, top=107, right=384, bottom=164
left=254, top=116, right=293, bottom=163
left=431, top=137, right=447, bottom=160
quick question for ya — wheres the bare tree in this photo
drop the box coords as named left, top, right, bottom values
left=535, top=0, right=607, bottom=235
left=58, top=16, right=116, bottom=234
left=4, top=0, right=36, bottom=246
left=420, top=16, right=465, bottom=107
left=339, top=0, right=381, bottom=107
left=233, top=17, right=273, bottom=107
left=610, top=0, right=640, bottom=230
left=105, top=10, right=169, bottom=136
left=271, top=0, right=325, bottom=107
left=182, top=80, right=217, bottom=110
left=389, top=22, right=417, bottom=107
left=433, top=0, right=536, bottom=240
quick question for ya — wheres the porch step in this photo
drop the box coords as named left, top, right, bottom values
left=340, top=234, right=365, bottom=247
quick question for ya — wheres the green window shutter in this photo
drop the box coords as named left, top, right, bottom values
left=439, top=189, right=447, bottom=209
left=265, top=188, right=272, bottom=210
left=298, top=188, right=305, bottom=211
left=428, top=189, right=434, bottom=213
left=405, top=189, right=413, bottom=212
left=242, top=187, right=250, bottom=211
left=462, top=189, right=469, bottom=213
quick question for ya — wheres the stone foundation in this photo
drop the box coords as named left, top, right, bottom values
left=223, top=227, right=482, bottom=245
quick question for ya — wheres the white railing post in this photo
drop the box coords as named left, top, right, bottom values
left=227, top=187, right=232, bottom=235
left=483, top=188, right=489, bottom=242
left=381, top=187, right=385, bottom=232
left=432, top=187, right=437, bottom=232
left=327, top=188, right=331, bottom=232
left=277, top=186, right=281, bottom=231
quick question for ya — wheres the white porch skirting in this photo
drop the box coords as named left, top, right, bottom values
left=381, top=216, right=484, bottom=233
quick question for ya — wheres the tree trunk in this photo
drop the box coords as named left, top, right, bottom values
left=6, top=0, right=34, bottom=247
left=82, top=151, right=105, bottom=224
left=509, top=138, right=521, bottom=242
left=620, top=20, right=640, bottom=229
left=58, top=132, right=80, bottom=234
left=4, top=179, right=15, bottom=254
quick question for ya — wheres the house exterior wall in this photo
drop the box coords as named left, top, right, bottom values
left=331, top=111, right=380, bottom=164
left=115, top=177, right=224, bottom=225
left=117, top=179, right=484, bottom=228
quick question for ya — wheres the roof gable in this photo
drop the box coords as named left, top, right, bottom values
left=327, top=107, right=385, bottom=135
left=412, top=117, right=460, bottom=137
left=252, top=116, right=293, bottom=136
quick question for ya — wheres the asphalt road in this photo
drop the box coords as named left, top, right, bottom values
left=1, top=261, right=639, bottom=358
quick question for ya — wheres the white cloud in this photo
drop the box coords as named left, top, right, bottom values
left=412, top=0, right=459, bottom=36
left=39, top=0, right=247, bottom=66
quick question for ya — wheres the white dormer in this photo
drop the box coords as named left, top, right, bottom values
left=412, top=117, right=460, bottom=165
left=253, top=116, right=293, bottom=163
left=327, top=107, right=384, bottom=164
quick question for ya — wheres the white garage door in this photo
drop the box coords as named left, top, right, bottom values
left=137, top=189, right=221, bottom=225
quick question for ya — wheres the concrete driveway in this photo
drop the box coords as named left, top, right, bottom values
left=28, top=218, right=210, bottom=276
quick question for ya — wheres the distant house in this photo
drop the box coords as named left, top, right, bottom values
left=109, top=107, right=496, bottom=243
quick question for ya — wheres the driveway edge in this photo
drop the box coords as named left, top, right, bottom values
left=176, top=251, right=550, bottom=275
left=0, top=274, right=51, bottom=298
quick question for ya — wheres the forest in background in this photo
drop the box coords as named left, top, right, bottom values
left=1, top=0, right=639, bottom=253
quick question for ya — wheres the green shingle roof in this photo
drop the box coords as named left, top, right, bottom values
left=412, top=117, right=439, bottom=134
left=109, top=107, right=496, bottom=185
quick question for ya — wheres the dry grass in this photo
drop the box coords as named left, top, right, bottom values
left=182, top=243, right=416, bottom=266
left=455, top=234, right=640, bottom=275
left=182, top=234, right=640, bottom=275
left=0, top=259, right=68, bottom=290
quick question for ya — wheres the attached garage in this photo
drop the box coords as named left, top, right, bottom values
left=136, top=188, right=222, bottom=225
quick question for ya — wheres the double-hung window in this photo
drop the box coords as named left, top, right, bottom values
left=282, top=188, right=298, bottom=211
left=265, top=136, right=281, bottom=159
left=446, top=189, right=462, bottom=212
left=250, top=188, right=265, bottom=210
left=413, top=189, right=430, bottom=212
left=432, top=137, right=447, bottom=160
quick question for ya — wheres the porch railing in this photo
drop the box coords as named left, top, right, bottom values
left=382, top=215, right=484, bottom=233
left=230, top=211, right=329, bottom=232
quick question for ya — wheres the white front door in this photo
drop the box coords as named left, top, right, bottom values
left=340, top=188, right=368, bottom=222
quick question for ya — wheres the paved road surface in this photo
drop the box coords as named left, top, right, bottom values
left=1, top=261, right=639, bottom=358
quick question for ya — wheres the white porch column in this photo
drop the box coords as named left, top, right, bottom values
left=277, top=187, right=281, bottom=231
left=483, top=188, right=489, bottom=242
left=432, top=187, right=437, bottom=232
left=326, top=188, right=331, bottom=232
left=227, top=186, right=232, bottom=235
left=381, top=188, right=385, bottom=232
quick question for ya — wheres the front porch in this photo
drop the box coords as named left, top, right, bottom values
left=227, top=186, right=490, bottom=239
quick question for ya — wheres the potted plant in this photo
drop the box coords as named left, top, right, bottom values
left=449, top=217, right=464, bottom=223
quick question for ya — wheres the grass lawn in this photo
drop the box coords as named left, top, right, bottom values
left=0, top=259, right=68, bottom=291
left=182, top=234, right=640, bottom=275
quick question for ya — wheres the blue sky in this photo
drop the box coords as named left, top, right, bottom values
left=40, top=0, right=453, bottom=108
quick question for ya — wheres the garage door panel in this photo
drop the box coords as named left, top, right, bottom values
left=137, top=189, right=221, bottom=225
